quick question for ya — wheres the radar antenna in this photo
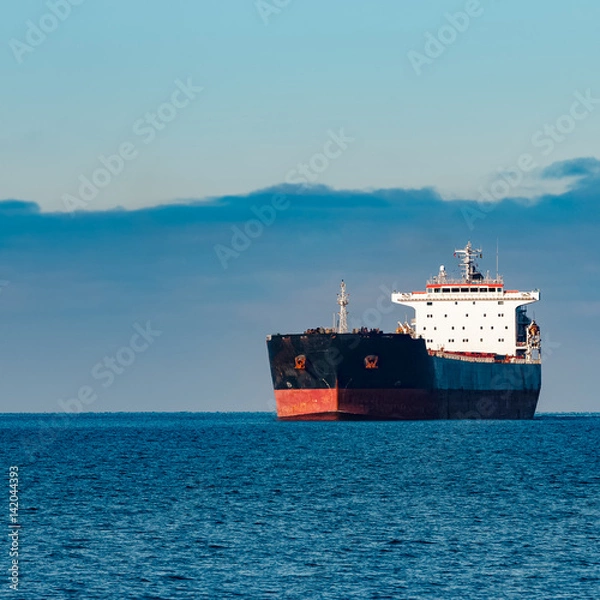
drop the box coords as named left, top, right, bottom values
left=454, top=241, right=483, bottom=283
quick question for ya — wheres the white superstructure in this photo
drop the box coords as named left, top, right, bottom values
left=392, top=242, right=541, bottom=359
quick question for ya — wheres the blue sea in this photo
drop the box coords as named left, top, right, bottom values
left=1, top=413, right=599, bottom=599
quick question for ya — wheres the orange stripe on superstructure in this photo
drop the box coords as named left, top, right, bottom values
left=425, top=283, right=504, bottom=288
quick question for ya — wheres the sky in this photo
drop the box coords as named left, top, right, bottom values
left=1, top=1, right=599, bottom=412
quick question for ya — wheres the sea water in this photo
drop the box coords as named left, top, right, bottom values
left=0, top=413, right=598, bottom=599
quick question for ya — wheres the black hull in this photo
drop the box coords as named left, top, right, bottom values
left=267, top=333, right=541, bottom=420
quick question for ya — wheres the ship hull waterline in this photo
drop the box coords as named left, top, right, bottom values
left=267, top=333, right=541, bottom=421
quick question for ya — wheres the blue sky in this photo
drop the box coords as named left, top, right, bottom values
left=2, top=0, right=600, bottom=210
left=1, top=1, right=599, bottom=412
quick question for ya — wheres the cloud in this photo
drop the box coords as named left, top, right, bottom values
left=540, top=157, right=600, bottom=180
left=0, top=156, right=598, bottom=412
left=0, top=200, right=40, bottom=214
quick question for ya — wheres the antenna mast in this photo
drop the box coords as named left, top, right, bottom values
left=496, top=238, right=499, bottom=280
left=337, top=280, right=349, bottom=333
left=454, top=241, right=483, bottom=282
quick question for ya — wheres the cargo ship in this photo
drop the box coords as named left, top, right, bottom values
left=266, top=242, right=542, bottom=420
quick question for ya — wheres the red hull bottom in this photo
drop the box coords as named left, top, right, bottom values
left=275, top=388, right=538, bottom=420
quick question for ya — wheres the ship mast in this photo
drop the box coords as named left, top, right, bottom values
left=336, top=280, right=349, bottom=334
left=454, top=241, right=483, bottom=282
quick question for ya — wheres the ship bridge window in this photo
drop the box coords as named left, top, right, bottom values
left=470, top=287, right=478, bottom=292
left=442, top=288, right=450, bottom=293
left=461, top=288, right=469, bottom=292
left=434, top=288, right=441, bottom=293
left=479, top=288, right=488, bottom=292
left=451, top=288, right=459, bottom=293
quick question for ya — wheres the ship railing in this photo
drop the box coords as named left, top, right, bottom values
left=429, top=350, right=541, bottom=365
left=426, top=276, right=504, bottom=285
left=395, top=290, right=537, bottom=300
left=430, top=351, right=495, bottom=363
